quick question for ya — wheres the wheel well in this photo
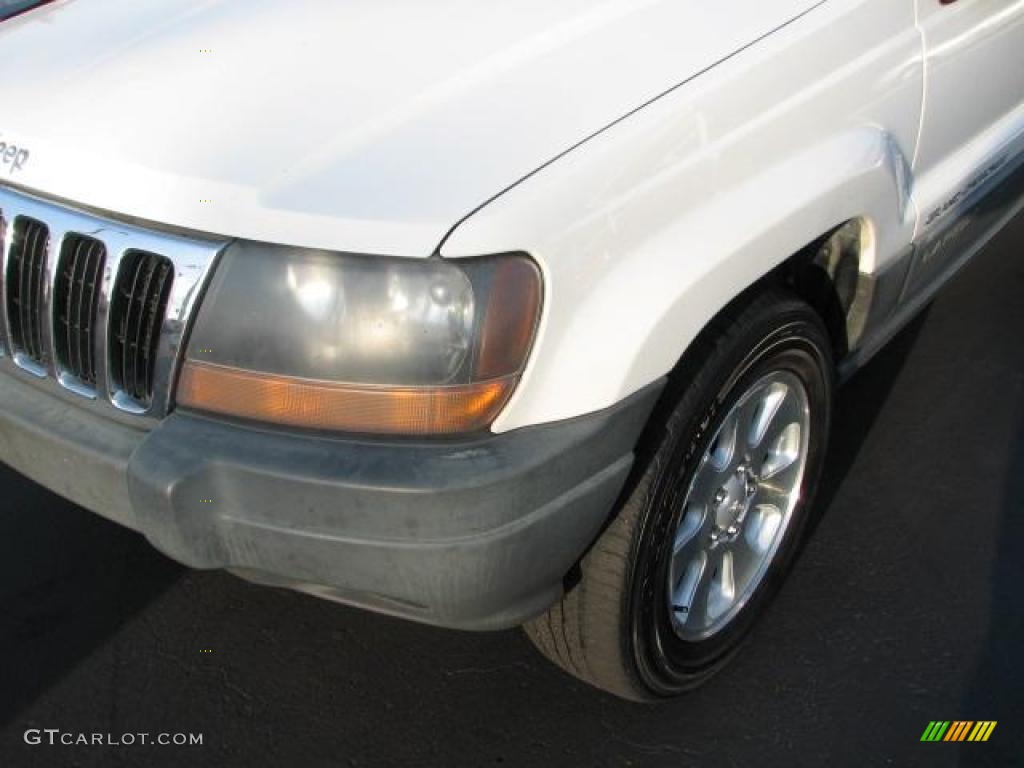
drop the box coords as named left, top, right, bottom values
left=654, top=219, right=870, bottom=403
left=772, top=219, right=871, bottom=361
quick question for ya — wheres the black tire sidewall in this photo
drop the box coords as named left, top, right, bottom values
left=628, top=301, right=833, bottom=696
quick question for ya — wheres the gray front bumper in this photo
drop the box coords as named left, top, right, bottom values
left=0, top=372, right=662, bottom=630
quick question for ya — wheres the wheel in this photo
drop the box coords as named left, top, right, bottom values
left=525, top=286, right=834, bottom=701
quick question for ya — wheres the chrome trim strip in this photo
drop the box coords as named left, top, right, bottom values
left=41, top=216, right=63, bottom=379
left=0, top=210, right=14, bottom=358
left=0, top=186, right=229, bottom=427
left=13, top=352, right=47, bottom=379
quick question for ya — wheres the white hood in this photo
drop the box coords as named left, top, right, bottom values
left=0, top=0, right=821, bottom=255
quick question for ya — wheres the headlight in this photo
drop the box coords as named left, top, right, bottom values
left=175, top=243, right=542, bottom=435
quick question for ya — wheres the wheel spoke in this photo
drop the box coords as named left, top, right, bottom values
left=757, top=456, right=804, bottom=503
left=745, top=382, right=788, bottom=450
left=708, top=411, right=740, bottom=471
left=671, top=551, right=708, bottom=627
left=669, top=502, right=708, bottom=589
left=673, top=502, right=706, bottom=552
left=685, top=551, right=718, bottom=630
left=706, top=550, right=736, bottom=624
left=727, top=537, right=757, bottom=588
left=743, top=504, right=784, bottom=557
left=758, top=391, right=805, bottom=479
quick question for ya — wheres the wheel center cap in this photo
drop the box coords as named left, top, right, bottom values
left=711, top=463, right=759, bottom=546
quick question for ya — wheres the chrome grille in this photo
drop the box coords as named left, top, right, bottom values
left=0, top=186, right=228, bottom=424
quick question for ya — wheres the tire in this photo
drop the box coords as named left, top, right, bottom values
left=525, top=286, right=834, bottom=701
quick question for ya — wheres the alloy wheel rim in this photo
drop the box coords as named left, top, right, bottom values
left=667, top=370, right=811, bottom=641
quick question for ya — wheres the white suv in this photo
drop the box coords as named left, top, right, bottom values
left=0, top=0, right=1021, bottom=700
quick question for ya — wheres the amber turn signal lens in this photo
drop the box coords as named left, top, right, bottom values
left=474, top=257, right=543, bottom=380
left=177, top=361, right=516, bottom=436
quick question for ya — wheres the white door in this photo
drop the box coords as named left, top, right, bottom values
left=907, top=0, right=1024, bottom=295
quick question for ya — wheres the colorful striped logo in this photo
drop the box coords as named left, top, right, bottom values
left=921, top=721, right=997, bottom=743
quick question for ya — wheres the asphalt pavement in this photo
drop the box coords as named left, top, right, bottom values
left=1, top=215, right=1022, bottom=768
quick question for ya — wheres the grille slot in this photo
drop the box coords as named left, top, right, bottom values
left=5, top=216, right=50, bottom=365
left=54, top=235, right=106, bottom=386
left=108, top=251, right=174, bottom=405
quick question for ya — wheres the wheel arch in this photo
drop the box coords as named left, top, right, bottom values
left=616, top=131, right=906, bottom=418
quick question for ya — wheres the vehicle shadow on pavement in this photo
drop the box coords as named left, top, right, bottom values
left=811, top=309, right=930, bottom=536
left=0, top=471, right=183, bottom=728
left=958, top=407, right=1024, bottom=768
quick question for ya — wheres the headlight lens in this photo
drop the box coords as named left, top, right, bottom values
left=176, top=243, right=541, bottom=435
